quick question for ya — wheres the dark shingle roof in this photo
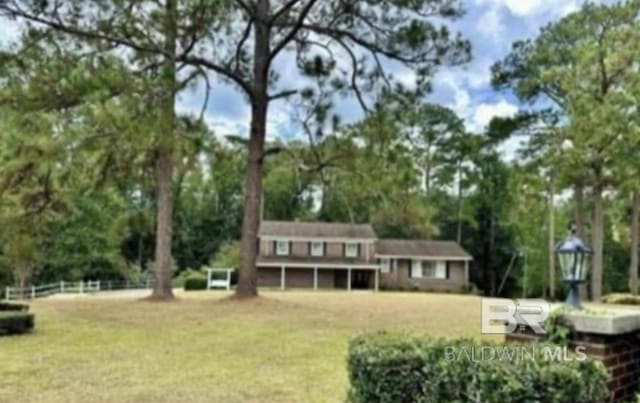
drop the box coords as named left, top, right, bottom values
left=375, top=240, right=472, bottom=259
left=259, top=220, right=376, bottom=239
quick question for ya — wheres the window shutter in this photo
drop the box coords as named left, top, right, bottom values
left=357, top=244, right=361, bottom=258
left=446, top=262, right=450, bottom=279
left=289, top=241, right=292, bottom=255
left=308, top=242, right=312, bottom=256
left=272, top=241, right=277, bottom=255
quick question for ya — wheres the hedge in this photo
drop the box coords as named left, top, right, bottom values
left=0, top=301, right=29, bottom=312
left=0, top=312, right=35, bottom=335
left=601, top=293, right=640, bottom=305
left=183, top=272, right=207, bottom=291
left=347, top=332, right=609, bottom=403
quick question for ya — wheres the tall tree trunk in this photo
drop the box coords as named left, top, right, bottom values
left=152, top=149, right=175, bottom=298
left=424, top=162, right=431, bottom=198
left=574, top=183, right=588, bottom=300
left=591, top=184, right=604, bottom=301
left=489, top=214, right=496, bottom=296
left=548, top=178, right=556, bottom=299
left=150, top=0, right=177, bottom=299
left=574, top=183, right=585, bottom=237
left=630, top=190, right=639, bottom=295
left=456, top=161, right=463, bottom=243
left=236, top=0, right=270, bottom=297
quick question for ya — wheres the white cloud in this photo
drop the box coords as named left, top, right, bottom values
left=435, top=71, right=517, bottom=133
left=475, top=7, right=505, bottom=40
left=474, top=0, right=582, bottom=17
left=470, top=99, right=518, bottom=132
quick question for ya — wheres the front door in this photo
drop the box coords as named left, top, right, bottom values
left=351, top=270, right=371, bottom=290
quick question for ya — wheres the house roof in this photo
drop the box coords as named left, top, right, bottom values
left=375, top=240, right=472, bottom=260
left=259, top=220, right=376, bottom=240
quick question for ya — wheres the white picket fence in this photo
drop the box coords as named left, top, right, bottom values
left=4, top=279, right=152, bottom=301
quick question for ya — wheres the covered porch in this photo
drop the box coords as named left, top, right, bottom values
left=256, top=259, right=380, bottom=291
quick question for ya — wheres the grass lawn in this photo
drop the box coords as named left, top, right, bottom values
left=0, top=291, right=499, bottom=403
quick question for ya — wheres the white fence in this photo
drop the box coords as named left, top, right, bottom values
left=4, top=279, right=152, bottom=301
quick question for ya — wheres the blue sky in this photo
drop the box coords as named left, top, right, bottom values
left=175, top=0, right=598, bottom=148
left=0, top=1, right=606, bottom=147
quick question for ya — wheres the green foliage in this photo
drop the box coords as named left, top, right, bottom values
left=347, top=332, right=609, bottom=403
left=211, top=241, right=240, bottom=270
left=183, top=272, right=207, bottom=291
left=602, top=293, right=640, bottom=305
left=171, top=269, right=200, bottom=288
left=543, top=307, right=573, bottom=346
left=0, top=312, right=35, bottom=335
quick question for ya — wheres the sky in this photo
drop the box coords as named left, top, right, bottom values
left=0, top=0, right=608, bottom=149
left=175, top=0, right=596, bottom=149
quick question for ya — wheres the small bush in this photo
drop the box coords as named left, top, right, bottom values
left=183, top=272, right=207, bottom=291
left=601, top=293, right=640, bottom=305
left=0, top=302, right=29, bottom=312
left=347, top=332, right=609, bottom=403
left=172, top=269, right=199, bottom=288
left=459, top=283, right=480, bottom=295
left=0, top=312, right=35, bottom=335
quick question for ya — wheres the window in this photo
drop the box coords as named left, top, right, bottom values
left=410, top=260, right=423, bottom=278
left=411, top=261, right=447, bottom=279
left=310, top=241, right=325, bottom=257
left=380, top=259, right=390, bottom=273
left=345, top=242, right=359, bottom=258
left=275, top=240, right=289, bottom=256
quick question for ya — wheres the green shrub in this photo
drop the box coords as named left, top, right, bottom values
left=172, top=269, right=199, bottom=288
left=0, top=312, right=35, bottom=335
left=347, top=332, right=609, bottom=403
left=459, top=283, right=480, bottom=295
left=601, top=293, right=640, bottom=305
left=0, top=302, right=29, bottom=312
left=183, top=272, right=207, bottom=291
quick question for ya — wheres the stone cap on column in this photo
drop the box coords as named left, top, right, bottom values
left=561, top=307, right=640, bottom=335
left=511, top=301, right=640, bottom=335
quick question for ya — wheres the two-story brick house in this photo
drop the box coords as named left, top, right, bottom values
left=257, top=220, right=472, bottom=291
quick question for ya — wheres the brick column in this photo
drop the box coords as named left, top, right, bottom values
left=507, top=324, right=640, bottom=402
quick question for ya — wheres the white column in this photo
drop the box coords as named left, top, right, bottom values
left=31, top=286, right=35, bottom=299
left=60, top=281, right=65, bottom=293
left=347, top=267, right=351, bottom=291
left=464, top=260, right=469, bottom=287
left=226, top=270, right=231, bottom=291
left=79, top=281, right=83, bottom=294
left=313, top=267, right=318, bottom=290
left=207, top=269, right=212, bottom=290
left=281, top=266, right=285, bottom=290
left=374, top=269, right=379, bottom=292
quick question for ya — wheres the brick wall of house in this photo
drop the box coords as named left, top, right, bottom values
left=259, top=239, right=376, bottom=261
left=257, top=267, right=281, bottom=287
left=325, top=242, right=344, bottom=258
left=291, top=242, right=308, bottom=257
left=506, top=328, right=640, bottom=402
left=379, top=260, right=466, bottom=291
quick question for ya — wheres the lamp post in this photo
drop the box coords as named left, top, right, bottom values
left=555, top=225, right=592, bottom=309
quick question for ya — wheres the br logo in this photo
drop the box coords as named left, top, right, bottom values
left=481, top=299, right=550, bottom=335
